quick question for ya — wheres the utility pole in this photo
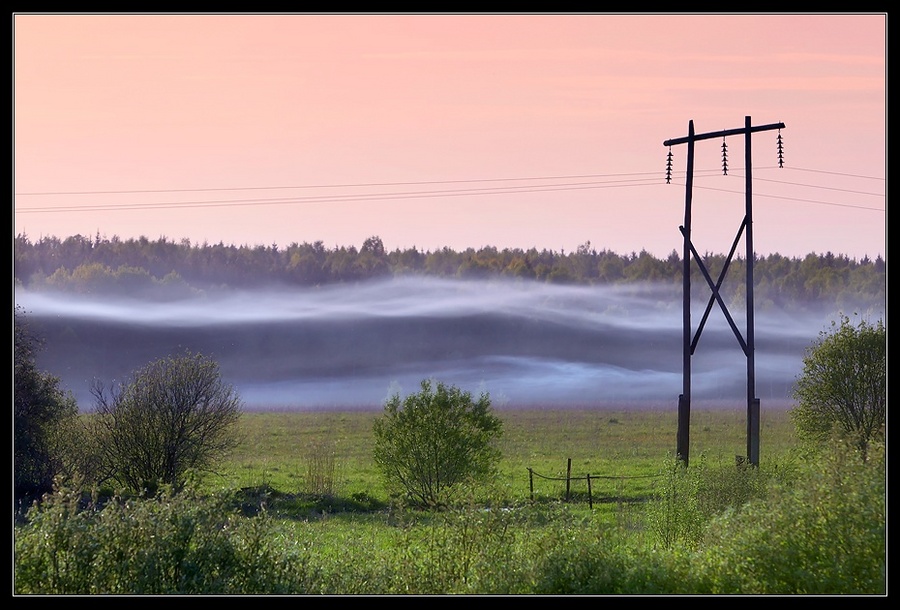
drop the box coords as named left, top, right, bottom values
left=663, top=116, right=785, bottom=467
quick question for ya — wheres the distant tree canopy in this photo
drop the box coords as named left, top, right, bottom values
left=14, top=233, right=885, bottom=313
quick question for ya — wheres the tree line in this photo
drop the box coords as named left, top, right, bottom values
left=14, top=232, right=885, bottom=312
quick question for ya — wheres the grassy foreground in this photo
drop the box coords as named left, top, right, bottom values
left=14, top=406, right=886, bottom=595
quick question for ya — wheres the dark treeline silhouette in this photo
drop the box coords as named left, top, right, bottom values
left=14, top=233, right=885, bottom=313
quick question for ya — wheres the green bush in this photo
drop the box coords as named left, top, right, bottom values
left=791, top=313, right=885, bottom=459
left=372, top=379, right=503, bottom=507
left=643, top=455, right=707, bottom=551
left=14, top=480, right=312, bottom=594
left=14, top=306, right=79, bottom=506
left=695, top=439, right=885, bottom=594
left=91, top=351, right=243, bottom=494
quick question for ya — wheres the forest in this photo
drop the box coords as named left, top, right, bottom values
left=13, top=233, right=886, bottom=314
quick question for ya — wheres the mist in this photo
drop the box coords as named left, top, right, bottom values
left=15, top=276, right=856, bottom=412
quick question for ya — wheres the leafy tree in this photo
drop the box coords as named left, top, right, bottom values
left=90, top=351, right=243, bottom=494
left=790, top=314, right=885, bottom=459
left=372, top=379, right=503, bottom=507
left=14, top=305, right=79, bottom=505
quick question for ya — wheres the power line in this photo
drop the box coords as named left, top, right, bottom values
left=16, top=177, right=666, bottom=214
left=675, top=182, right=884, bottom=212
left=781, top=166, right=885, bottom=182
left=14, top=165, right=885, bottom=214
left=13, top=170, right=665, bottom=197
left=727, top=175, right=883, bottom=198
left=10, top=167, right=812, bottom=200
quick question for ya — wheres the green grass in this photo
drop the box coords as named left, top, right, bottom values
left=16, top=406, right=885, bottom=595
left=205, top=406, right=798, bottom=523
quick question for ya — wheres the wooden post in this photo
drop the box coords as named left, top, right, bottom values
left=664, top=116, right=784, bottom=469
left=744, top=115, right=760, bottom=467
left=587, top=474, right=593, bottom=510
left=528, top=468, right=534, bottom=503
left=565, top=458, right=572, bottom=502
left=748, top=398, right=760, bottom=466
left=679, top=120, right=695, bottom=466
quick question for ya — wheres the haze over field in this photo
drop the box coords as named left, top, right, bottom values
left=15, top=277, right=869, bottom=412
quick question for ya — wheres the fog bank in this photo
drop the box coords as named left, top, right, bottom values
left=15, top=276, right=857, bottom=411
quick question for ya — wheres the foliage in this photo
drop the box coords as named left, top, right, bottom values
left=643, top=455, right=707, bottom=551
left=643, top=453, right=780, bottom=552
left=14, top=479, right=312, bottom=594
left=529, top=524, right=691, bottom=595
left=90, top=351, right=244, bottom=494
left=529, top=443, right=884, bottom=595
left=13, top=409, right=885, bottom=594
left=790, top=313, right=885, bottom=458
left=372, top=379, right=503, bottom=507
left=695, top=438, right=885, bottom=594
left=14, top=305, right=79, bottom=506
left=14, top=233, right=885, bottom=315
left=384, top=490, right=529, bottom=594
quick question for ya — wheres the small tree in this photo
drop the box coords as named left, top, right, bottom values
left=791, top=313, right=885, bottom=459
left=372, top=379, right=503, bottom=507
left=14, top=306, right=79, bottom=505
left=91, top=351, right=243, bottom=494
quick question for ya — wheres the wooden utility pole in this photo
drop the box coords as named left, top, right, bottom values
left=663, top=116, right=785, bottom=467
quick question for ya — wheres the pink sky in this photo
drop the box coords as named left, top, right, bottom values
left=13, top=13, right=886, bottom=260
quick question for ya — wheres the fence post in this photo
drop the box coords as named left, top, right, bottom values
left=587, top=474, right=593, bottom=509
left=565, top=458, right=572, bottom=502
left=528, top=468, right=534, bottom=503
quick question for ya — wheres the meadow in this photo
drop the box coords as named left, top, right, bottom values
left=15, top=405, right=886, bottom=595
left=215, top=406, right=799, bottom=511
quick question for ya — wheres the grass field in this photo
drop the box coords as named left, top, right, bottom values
left=18, top=403, right=886, bottom=595
left=209, top=405, right=799, bottom=520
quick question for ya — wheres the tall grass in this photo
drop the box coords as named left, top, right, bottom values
left=14, top=408, right=885, bottom=595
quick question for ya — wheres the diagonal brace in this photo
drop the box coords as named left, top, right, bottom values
left=679, top=226, right=749, bottom=356
left=691, top=216, right=748, bottom=355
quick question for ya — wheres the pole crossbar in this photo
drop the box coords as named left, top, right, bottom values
left=664, top=122, right=785, bottom=147
left=664, top=116, right=784, bottom=467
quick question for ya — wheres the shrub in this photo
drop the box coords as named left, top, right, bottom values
left=696, top=439, right=886, bottom=594
left=791, top=313, right=885, bottom=459
left=372, top=379, right=503, bottom=507
left=14, top=479, right=311, bottom=594
left=91, top=351, right=243, bottom=494
left=14, top=305, right=79, bottom=506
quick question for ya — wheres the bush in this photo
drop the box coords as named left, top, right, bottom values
left=372, top=379, right=503, bottom=507
left=791, top=313, right=885, bottom=459
left=14, top=305, right=79, bottom=506
left=695, top=439, right=885, bottom=594
left=91, top=351, right=243, bottom=494
left=14, top=480, right=311, bottom=594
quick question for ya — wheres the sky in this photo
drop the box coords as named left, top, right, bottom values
left=13, top=13, right=887, bottom=261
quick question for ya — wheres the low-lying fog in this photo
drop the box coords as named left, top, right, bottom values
left=15, top=276, right=860, bottom=412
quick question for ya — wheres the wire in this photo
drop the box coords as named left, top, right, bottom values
left=14, top=165, right=885, bottom=215
left=16, top=177, right=667, bottom=214
left=674, top=182, right=884, bottom=212
left=13, top=171, right=665, bottom=197
left=780, top=166, right=885, bottom=182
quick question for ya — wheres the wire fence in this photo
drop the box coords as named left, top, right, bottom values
left=527, top=458, right=660, bottom=509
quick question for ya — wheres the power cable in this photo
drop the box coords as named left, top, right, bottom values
left=14, top=165, right=885, bottom=214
